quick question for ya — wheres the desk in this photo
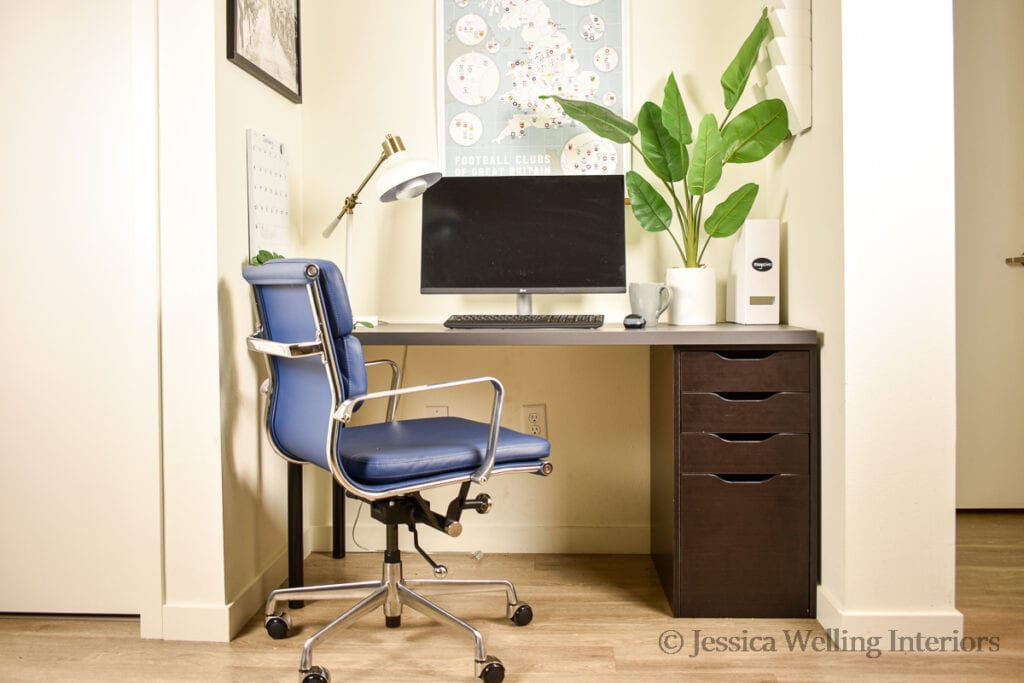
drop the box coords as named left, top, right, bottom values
left=307, top=323, right=819, bottom=617
left=353, top=322, right=816, bottom=347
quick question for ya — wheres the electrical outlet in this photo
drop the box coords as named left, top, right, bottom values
left=522, top=404, right=548, bottom=439
left=426, top=405, right=449, bottom=417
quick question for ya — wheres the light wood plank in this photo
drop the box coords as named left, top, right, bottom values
left=1, top=512, right=1020, bottom=681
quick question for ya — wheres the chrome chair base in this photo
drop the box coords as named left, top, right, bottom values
left=265, top=552, right=530, bottom=683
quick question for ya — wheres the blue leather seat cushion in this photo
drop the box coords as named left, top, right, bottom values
left=339, top=417, right=550, bottom=485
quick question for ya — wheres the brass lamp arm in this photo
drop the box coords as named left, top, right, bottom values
left=336, top=149, right=389, bottom=220
left=323, top=134, right=407, bottom=238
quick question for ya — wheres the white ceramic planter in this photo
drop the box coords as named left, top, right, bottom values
left=665, top=266, right=716, bottom=325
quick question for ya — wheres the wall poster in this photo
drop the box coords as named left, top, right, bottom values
left=438, top=0, right=628, bottom=177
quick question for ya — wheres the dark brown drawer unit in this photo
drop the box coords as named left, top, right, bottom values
left=650, top=345, right=820, bottom=618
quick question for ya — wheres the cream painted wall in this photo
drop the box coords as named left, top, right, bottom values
left=298, top=0, right=773, bottom=554
left=158, top=0, right=304, bottom=640
left=157, top=0, right=232, bottom=640
left=214, top=0, right=304, bottom=632
left=0, top=0, right=161, bottom=626
left=763, top=0, right=847, bottom=621
left=817, top=0, right=961, bottom=637
left=760, top=0, right=962, bottom=639
left=954, top=0, right=1024, bottom=507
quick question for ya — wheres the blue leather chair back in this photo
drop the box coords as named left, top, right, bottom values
left=242, top=259, right=367, bottom=471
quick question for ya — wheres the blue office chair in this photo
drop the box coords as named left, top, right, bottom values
left=242, top=259, right=552, bottom=683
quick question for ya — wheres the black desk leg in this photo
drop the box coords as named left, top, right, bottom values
left=287, top=462, right=304, bottom=609
left=286, top=466, right=346, bottom=609
left=332, top=480, right=346, bottom=558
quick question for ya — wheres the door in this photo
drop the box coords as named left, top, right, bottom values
left=954, top=0, right=1024, bottom=507
left=0, top=2, right=161, bottom=618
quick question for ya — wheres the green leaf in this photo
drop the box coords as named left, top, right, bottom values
left=686, top=114, right=723, bottom=196
left=540, top=95, right=638, bottom=143
left=661, top=73, right=692, bottom=145
left=721, top=9, right=770, bottom=112
left=638, top=102, right=684, bottom=182
left=704, top=183, right=759, bottom=239
left=625, top=170, right=673, bottom=233
left=722, top=99, right=789, bottom=163
left=250, top=249, right=284, bottom=266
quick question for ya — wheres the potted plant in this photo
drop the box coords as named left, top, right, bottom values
left=543, top=9, right=788, bottom=324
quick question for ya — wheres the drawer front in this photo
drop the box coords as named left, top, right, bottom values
left=680, top=350, right=809, bottom=393
left=681, top=392, right=811, bottom=433
left=681, top=433, right=808, bottom=475
left=679, top=472, right=811, bottom=617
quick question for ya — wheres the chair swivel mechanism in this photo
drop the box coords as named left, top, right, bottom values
left=242, top=259, right=552, bottom=683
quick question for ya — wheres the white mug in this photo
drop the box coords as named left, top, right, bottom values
left=628, top=282, right=673, bottom=327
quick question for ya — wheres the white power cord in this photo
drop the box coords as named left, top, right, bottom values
left=350, top=500, right=383, bottom=552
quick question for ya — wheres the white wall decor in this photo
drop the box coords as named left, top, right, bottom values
left=762, top=0, right=812, bottom=134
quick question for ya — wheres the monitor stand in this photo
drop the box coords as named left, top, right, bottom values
left=516, top=293, right=533, bottom=315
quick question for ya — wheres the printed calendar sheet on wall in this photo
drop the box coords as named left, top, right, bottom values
left=246, top=129, right=292, bottom=261
left=438, top=0, right=628, bottom=177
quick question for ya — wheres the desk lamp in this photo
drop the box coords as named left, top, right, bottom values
left=323, top=133, right=441, bottom=325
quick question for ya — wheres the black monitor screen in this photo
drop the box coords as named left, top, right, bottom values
left=420, top=175, right=626, bottom=294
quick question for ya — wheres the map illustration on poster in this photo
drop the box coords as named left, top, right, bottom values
left=438, top=0, right=627, bottom=177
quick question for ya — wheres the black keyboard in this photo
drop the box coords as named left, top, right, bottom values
left=444, top=313, right=604, bottom=329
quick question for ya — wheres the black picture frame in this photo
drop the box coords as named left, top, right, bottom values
left=227, top=0, right=302, bottom=103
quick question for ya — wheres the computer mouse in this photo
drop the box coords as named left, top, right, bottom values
left=623, top=314, right=646, bottom=329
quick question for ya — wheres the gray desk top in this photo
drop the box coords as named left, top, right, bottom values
left=354, top=323, right=818, bottom=347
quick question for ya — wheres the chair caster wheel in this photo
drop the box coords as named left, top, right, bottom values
left=510, top=603, right=533, bottom=627
left=301, top=664, right=330, bottom=683
left=478, top=656, right=505, bottom=683
left=265, top=612, right=291, bottom=639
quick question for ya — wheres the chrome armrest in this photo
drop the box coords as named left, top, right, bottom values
left=335, top=376, right=505, bottom=484
left=248, top=336, right=401, bottom=419
left=246, top=335, right=324, bottom=358
left=364, top=359, right=402, bottom=422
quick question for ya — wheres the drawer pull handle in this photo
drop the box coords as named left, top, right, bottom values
left=713, top=473, right=778, bottom=483
left=713, top=433, right=778, bottom=443
left=713, top=350, right=776, bottom=360
left=716, top=391, right=777, bottom=401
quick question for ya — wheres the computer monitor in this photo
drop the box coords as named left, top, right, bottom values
left=420, top=175, right=626, bottom=313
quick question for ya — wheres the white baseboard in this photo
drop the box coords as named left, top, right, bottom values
left=816, top=584, right=964, bottom=646
left=161, top=550, right=289, bottom=642
left=226, top=548, right=290, bottom=638
left=161, top=604, right=232, bottom=643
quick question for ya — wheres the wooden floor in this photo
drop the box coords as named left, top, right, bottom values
left=2, top=512, right=1021, bottom=682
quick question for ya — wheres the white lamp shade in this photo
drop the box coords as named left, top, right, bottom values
left=376, top=151, right=442, bottom=202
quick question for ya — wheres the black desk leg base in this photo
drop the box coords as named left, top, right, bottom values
left=287, top=463, right=304, bottom=609
left=286, top=466, right=348, bottom=609
left=332, top=480, right=346, bottom=559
